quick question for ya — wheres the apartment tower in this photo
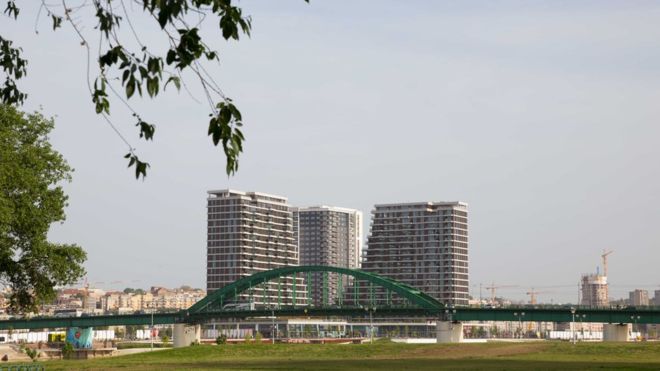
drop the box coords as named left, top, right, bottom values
left=293, top=206, right=363, bottom=306
left=629, top=289, right=650, bottom=306
left=362, top=202, right=469, bottom=306
left=206, top=190, right=305, bottom=307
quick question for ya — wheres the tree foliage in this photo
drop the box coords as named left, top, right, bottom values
left=0, top=104, right=86, bottom=312
left=25, top=347, right=40, bottom=362
left=1, top=0, right=307, bottom=179
left=61, top=341, right=74, bottom=359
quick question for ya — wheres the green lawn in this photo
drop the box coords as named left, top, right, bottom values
left=29, top=341, right=660, bottom=370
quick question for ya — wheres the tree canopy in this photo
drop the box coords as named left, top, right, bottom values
left=123, top=287, right=146, bottom=295
left=1, top=0, right=307, bottom=178
left=0, top=104, right=86, bottom=312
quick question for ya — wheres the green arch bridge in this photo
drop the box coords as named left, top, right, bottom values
left=0, top=266, right=659, bottom=330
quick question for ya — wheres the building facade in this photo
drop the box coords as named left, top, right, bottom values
left=206, top=190, right=305, bottom=307
left=629, top=289, right=650, bottom=306
left=580, top=274, right=608, bottom=307
left=361, top=201, right=469, bottom=306
left=293, top=206, right=363, bottom=306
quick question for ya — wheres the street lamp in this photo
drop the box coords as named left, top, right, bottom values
left=150, top=308, right=154, bottom=351
left=513, top=312, right=525, bottom=338
left=365, top=307, right=376, bottom=343
left=570, top=307, right=576, bottom=345
left=444, top=308, right=456, bottom=322
left=271, top=307, right=276, bottom=344
left=445, top=307, right=457, bottom=339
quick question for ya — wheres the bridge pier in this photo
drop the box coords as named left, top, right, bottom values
left=173, top=324, right=201, bottom=348
left=603, top=324, right=629, bottom=342
left=437, top=321, right=463, bottom=343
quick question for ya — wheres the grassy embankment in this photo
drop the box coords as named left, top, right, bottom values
left=33, top=341, right=660, bottom=370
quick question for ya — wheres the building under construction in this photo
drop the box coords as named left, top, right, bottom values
left=580, top=274, right=608, bottom=307
left=580, top=250, right=612, bottom=307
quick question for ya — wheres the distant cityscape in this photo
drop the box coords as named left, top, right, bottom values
left=0, top=286, right=206, bottom=317
left=6, top=188, right=657, bottom=318
left=205, top=189, right=469, bottom=308
left=3, top=1, right=659, bottom=366
left=204, top=189, right=657, bottom=310
left=0, top=188, right=656, bottom=348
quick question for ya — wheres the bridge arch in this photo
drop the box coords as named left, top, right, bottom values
left=188, top=266, right=443, bottom=313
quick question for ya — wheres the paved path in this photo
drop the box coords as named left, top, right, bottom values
left=0, top=344, right=31, bottom=362
left=115, top=347, right=168, bottom=356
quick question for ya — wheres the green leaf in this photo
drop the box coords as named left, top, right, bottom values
left=126, top=79, right=135, bottom=98
left=166, top=50, right=176, bottom=65
left=136, top=120, right=155, bottom=140
left=4, top=1, right=19, bottom=19
left=164, top=76, right=181, bottom=91
left=207, top=100, right=246, bottom=176
left=146, top=77, right=159, bottom=97
left=52, top=15, right=62, bottom=30
left=125, top=153, right=149, bottom=179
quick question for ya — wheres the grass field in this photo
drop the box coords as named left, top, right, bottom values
left=29, top=341, right=660, bottom=370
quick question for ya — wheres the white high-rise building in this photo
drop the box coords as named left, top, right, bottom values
left=362, top=201, right=469, bottom=306
left=206, top=190, right=305, bottom=307
left=293, top=206, right=363, bottom=306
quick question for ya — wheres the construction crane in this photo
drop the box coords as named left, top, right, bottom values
left=602, top=249, right=613, bottom=277
left=484, top=282, right=518, bottom=304
left=526, top=288, right=552, bottom=305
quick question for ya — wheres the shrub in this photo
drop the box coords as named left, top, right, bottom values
left=243, top=333, right=252, bottom=344
left=215, top=334, right=227, bottom=345
left=25, top=348, right=40, bottom=362
left=161, top=335, right=170, bottom=345
left=61, top=342, right=74, bottom=359
left=254, top=332, right=262, bottom=344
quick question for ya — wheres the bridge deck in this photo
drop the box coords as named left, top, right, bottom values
left=0, top=306, right=658, bottom=330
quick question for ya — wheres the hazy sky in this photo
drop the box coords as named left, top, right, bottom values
left=4, top=1, right=660, bottom=303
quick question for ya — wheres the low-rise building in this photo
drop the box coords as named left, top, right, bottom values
left=97, top=287, right=206, bottom=313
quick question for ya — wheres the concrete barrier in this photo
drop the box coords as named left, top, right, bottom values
left=437, top=321, right=463, bottom=343
left=173, top=324, right=201, bottom=348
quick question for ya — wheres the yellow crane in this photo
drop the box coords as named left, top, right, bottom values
left=484, top=282, right=518, bottom=304
left=526, top=288, right=552, bottom=305
left=602, top=249, right=613, bottom=277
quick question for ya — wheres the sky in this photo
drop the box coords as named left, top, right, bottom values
left=3, top=0, right=660, bottom=303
